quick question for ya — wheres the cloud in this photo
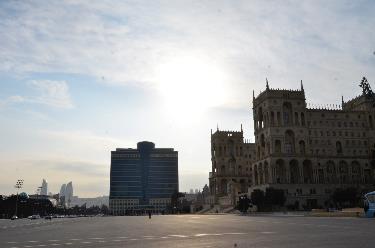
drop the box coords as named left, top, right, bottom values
left=0, top=80, right=73, bottom=109
left=27, top=80, right=73, bottom=108
left=0, top=95, right=25, bottom=108
left=1, top=0, right=373, bottom=101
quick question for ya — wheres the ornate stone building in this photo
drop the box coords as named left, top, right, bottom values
left=210, top=78, right=375, bottom=209
left=209, top=126, right=256, bottom=205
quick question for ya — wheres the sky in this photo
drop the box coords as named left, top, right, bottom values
left=0, top=0, right=374, bottom=197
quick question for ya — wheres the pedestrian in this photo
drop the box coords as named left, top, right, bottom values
left=148, top=211, right=151, bottom=219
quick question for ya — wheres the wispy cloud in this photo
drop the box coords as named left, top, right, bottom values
left=0, top=1, right=374, bottom=104
left=27, top=80, right=73, bottom=108
left=0, top=80, right=73, bottom=109
left=0, top=95, right=25, bottom=108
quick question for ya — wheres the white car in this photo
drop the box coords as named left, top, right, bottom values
left=28, top=215, right=41, bottom=220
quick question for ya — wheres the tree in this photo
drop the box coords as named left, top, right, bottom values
left=170, top=191, right=185, bottom=213
left=265, top=188, right=286, bottom=207
left=237, top=195, right=251, bottom=213
left=332, top=187, right=359, bottom=207
left=251, top=189, right=265, bottom=211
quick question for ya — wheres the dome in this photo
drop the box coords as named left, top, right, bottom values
left=19, top=192, right=29, bottom=199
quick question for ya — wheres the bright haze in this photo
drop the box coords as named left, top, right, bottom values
left=0, top=1, right=374, bottom=197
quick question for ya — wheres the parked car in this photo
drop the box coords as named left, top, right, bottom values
left=364, top=191, right=375, bottom=218
left=45, top=215, right=52, bottom=220
left=29, top=215, right=41, bottom=220
left=10, top=215, right=18, bottom=220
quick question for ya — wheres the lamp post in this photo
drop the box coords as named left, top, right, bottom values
left=14, top=179, right=24, bottom=218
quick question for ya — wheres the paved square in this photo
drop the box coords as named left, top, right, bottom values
left=0, top=214, right=373, bottom=247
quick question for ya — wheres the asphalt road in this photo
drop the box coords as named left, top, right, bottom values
left=0, top=214, right=374, bottom=248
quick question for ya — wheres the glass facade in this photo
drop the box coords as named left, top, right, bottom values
left=110, top=141, right=178, bottom=213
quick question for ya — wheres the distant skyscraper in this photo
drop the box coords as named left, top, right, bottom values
left=59, top=184, right=66, bottom=197
left=65, top=182, right=73, bottom=207
left=59, top=183, right=66, bottom=205
left=110, top=141, right=178, bottom=215
left=40, top=179, right=48, bottom=195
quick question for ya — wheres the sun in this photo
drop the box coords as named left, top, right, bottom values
left=155, top=54, right=228, bottom=121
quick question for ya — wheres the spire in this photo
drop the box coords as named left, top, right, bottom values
left=252, top=89, right=255, bottom=100
left=266, top=78, right=269, bottom=90
left=300, top=80, right=304, bottom=92
left=211, top=128, right=212, bottom=136
left=341, top=95, right=344, bottom=106
left=217, top=123, right=219, bottom=131
left=240, top=123, right=243, bottom=132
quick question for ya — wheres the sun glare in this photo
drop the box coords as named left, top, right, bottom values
left=156, top=54, right=228, bottom=121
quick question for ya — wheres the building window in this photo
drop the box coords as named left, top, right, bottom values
left=336, top=141, right=343, bottom=154
left=295, top=112, right=299, bottom=125
left=301, top=113, right=305, bottom=126
left=299, top=140, right=306, bottom=154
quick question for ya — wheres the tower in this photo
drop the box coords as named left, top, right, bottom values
left=40, top=179, right=48, bottom=195
left=252, top=81, right=308, bottom=185
left=209, top=126, right=255, bottom=204
left=65, top=182, right=73, bottom=207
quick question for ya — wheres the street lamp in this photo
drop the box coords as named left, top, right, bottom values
left=14, top=179, right=24, bottom=218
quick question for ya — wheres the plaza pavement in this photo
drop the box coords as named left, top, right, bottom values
left=0, top=214, right=374, bottom=248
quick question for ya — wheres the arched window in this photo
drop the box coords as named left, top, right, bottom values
left=259, top=163, right=264, bottom=185
left=221, top=179, right=228, bottom=194
left=275, top=140, right=281, bottom=153
left=336, top=141, right=343, bottom=154
left=351, top=161, right=361, bottom=184
left=228, top=139, right=235, bottom=157
left=285, top=130, right=295, bottom=154
left=258, top=107, right=264, bottom=129
left=271, top=111, right=275, bottom=126
left=283, top=102, right=293, bottom=126
left=339, top=161, right=349, bottom=184
left=301, top=112, right=305, bottom=126
left=277, top=112, right=281, bottom=126
left=275, top=159, right=286, bottom=184
left=294, top=112, right=299, bottom=125
left=290, top=160, right=300, bottom=184
left=264, top=162, right=269, bottom=184
left=238, top=165, right=242, bottom=175
left=326, top=161, right=336, bottom=183
left=221, top=165, right=225, bottom=174
left=299, top=140, right=306, bottom=154
left=303, top=160, right=313, bottom=183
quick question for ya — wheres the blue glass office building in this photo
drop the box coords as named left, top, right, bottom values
left=109, top=141, right=178, bottom=215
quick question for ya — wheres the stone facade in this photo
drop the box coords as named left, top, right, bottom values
left=250, top=80, right=375, bottom=209
left=209, top=127, right=256, bottom=204
left=210, top=78, right=375, bottom=209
